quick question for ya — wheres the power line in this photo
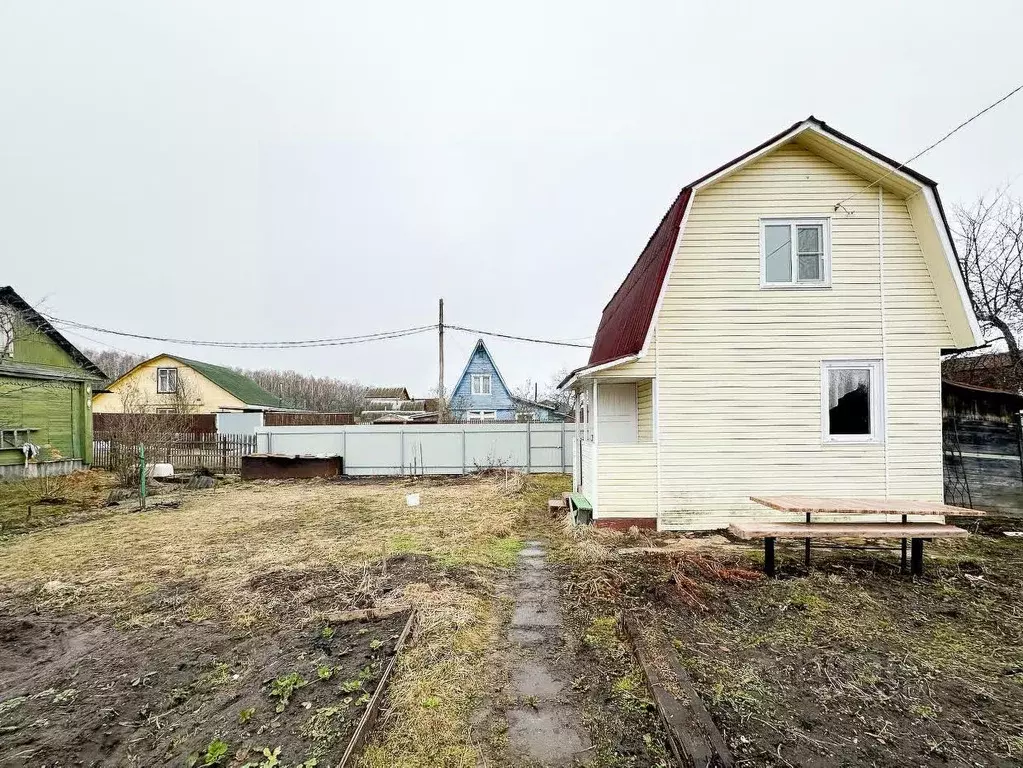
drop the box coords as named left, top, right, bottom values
left=834, top=82, right=1023, bottom=211
left=43, top=313, right=435, bottom=349
left=446, top=324, right=591, bottom=349
left=40, top=312, right=593, bottom=353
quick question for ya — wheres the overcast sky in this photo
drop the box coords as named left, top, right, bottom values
left=2, top=1, right=1022, bottom=395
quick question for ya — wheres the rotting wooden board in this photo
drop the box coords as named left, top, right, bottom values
left=729, top=522, right=969, bottom=540
left=339, top=609, right=417, bottom=767
left=750, top=495, right=985, bottom=517
left=623, top=614, right=734, bottom=768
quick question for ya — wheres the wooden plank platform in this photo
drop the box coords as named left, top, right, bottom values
left=750, top=495, right=985, bottom=517
left=569, top=493, right=592, bottom=512
left=729, top=521, right=968, bottom=540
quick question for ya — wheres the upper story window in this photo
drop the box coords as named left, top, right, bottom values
left=761, top=218, right=830, bottom=288
left=157, top=367, right=178, bottom=394
left=471, top=374, right=492, bottom=396
left=822, top=359, right=884, bottom=444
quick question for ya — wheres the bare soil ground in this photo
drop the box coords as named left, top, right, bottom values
left=571, top=519, right=1023, bottom=768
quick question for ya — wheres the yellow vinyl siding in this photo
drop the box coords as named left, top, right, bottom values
left=637, top=380, right=653, bottom=442
left=655, top=142, right=953, bottom=530
left=92, top=355, right=247, bottom=414
left=596, top=444, right=657, bottom=517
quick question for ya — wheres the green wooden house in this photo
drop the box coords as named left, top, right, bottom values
left=0, top=287, right=106, bottom=479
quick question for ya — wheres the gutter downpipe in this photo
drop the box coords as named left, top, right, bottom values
left=879, top=187, right=890, bottom=498
left=654, top=324, right=662, bottom=530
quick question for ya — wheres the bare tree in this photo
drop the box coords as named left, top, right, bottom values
left=952, top=193, right=1023, bottom=389
left=99, top=377, right=198, bottom=487
left=84, top=348, right=146, bottom=383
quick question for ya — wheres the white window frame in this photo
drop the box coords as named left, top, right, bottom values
left=470, top=374, right=492, bottom=396
left=821, top=359, right=884, bottom=444
left=157, top=367, right=178, bottom=394
left=464, top=409, right=497, bottom=422
left=760, top=217, right=831, bottom=289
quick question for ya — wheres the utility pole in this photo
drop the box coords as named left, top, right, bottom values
left=438, top=298, right=445, bottom=407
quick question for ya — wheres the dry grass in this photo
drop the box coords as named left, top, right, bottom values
left=0, top=469, right=117, bottom=532
left=0, top=474, right=557, bottom=626
left=0, top=470, right=571, bottom=767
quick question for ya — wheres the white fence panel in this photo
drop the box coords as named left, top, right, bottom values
left=254, top=423, right=575, bottom=476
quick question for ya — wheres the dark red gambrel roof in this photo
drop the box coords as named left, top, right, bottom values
left=580, top=116, right=963, bottom=376
left=587, top=188, right=691, bottom=366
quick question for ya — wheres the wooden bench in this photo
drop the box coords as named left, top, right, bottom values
left=729, top=521, right=969, bottom=577
left=739, top=495, right=984, bottom=577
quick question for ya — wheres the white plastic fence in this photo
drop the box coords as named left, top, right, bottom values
left=254, top=423, right=577, bottom=475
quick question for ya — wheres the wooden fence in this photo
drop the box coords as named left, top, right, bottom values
left=264, top=411, right=355, bottom=427
left=92, top=433, right=257, bottom=474
left=93, top=413, right=217, bottom=435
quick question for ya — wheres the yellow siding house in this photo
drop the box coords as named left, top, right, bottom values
left=561, top=117, right=982, bottom=531
left=93, top=354, right=284, bottom=414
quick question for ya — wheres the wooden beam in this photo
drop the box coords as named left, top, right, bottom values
left=730, top=521, right=968, bottom=540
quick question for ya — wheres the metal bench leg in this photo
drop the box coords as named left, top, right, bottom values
left=901, top=514, right=908, bottom=574
left=911, top=538, right=924, bottom=577
left=804, top=512, right=811, bottom=568
left=765, top=537, right=776, bottom=578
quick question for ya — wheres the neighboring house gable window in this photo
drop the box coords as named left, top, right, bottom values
left=471, top=374, right=492, bottom=396
left=465, top=410, right=496, bottom=422
left=761, top=219, right=830, bottom=287
left=157, top=367, right=178, bottom=394
left=822, top=360, right=883, bottom=443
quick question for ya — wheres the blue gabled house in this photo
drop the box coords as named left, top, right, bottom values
left=448, top=338, right=568, bottom=423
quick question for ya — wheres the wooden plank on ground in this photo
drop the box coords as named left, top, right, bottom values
left=729, top=522, right=968, bottom=540
left=750, top=495, right=985, bottom=517
left=624, top=614, right=733, bottom=768
left=339, top=609, right=416, bottom=767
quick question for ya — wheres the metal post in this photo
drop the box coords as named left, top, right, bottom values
left=138, top=443, right=146, bottom=510
left=560, top=422, right=566, bottom=473
left=526, top=421, right=532, bottom=474
left=911, top=538, right=924, bottom=577
left=461, top=429, right=466, bottom=475
left=399, top=428, right=405, bottom=476
left=804, top=512, right=811, bottom=568
left=901, top=513, right=908, bottom=574
left=765, top=537, right=776, bottom=578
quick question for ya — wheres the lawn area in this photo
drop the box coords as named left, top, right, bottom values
left=0, top=472, right=563, bottom=767
left=574, top=520, right=1023, bottom=767
left=0, top=471, right=673, bottom=768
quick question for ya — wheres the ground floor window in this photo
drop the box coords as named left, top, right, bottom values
left=821, top=360, right=883, bottom=443
left=465, top=410, right=496, bottom=422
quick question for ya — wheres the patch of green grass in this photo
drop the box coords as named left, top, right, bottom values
left=583, top=616, right=622, bottom=653
left=387, top=533, right=419, bottom=554
left=707, top=662, right=774, bottom=717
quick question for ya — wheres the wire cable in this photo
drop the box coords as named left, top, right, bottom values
left=43, top=313, right=435, bottom=349
left=834, top=82, right=1023, bottom=211
left=446, top=324, right=591, bottom=348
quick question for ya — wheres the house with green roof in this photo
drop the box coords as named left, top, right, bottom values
left=92, top=353, right=286, bottom=414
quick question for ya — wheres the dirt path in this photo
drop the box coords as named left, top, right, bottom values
left=497, top=539, right=593, bottom=766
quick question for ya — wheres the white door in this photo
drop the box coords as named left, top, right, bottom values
left=597, top=383, right=638, bottom=444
